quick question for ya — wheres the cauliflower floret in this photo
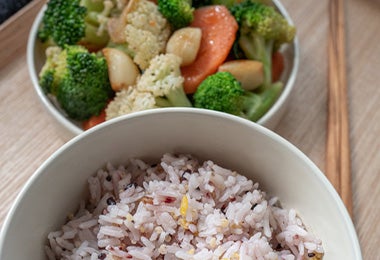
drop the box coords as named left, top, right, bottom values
left=107, top=0, right=170, bottom=69
left=125, top=0, right=171, bottom=69
left=105, top=53, right=192, bottom=120
left=105, top=87, right=156, bottom=120
left=125, top=25, right=164, bottom=70
left=125, top=0, right=170, bottom=41
left=136, top=53, right=191, bottom=107
left=137, top=53, right=184, bottom=96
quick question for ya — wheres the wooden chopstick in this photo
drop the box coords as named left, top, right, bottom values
left=326, top=0, right=353, bottom=217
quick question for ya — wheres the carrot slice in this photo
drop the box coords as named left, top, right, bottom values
left=181, top=5, right=238, bottom=94
left=82, top=109, right=106, bottom=130
left=272, top=51, right=285, bottom=82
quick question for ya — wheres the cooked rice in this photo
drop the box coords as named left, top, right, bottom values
left=46, top=153, right=324, bottom=260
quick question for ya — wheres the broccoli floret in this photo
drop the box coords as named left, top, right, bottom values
left=39, top=69, right=55, bottom=94
left=157, top=0, right=194, bottom=30
left=137, top=53, right=192, bottom=107
left=193, top=72, right=282, bottom=121
left=57, top=46, right=113, bottom=120
left=210, top=0, right=273, bottom=8
left=39, top=46, right=66, bottom=94
left=230, top=0, right=295, bottom=88
left=39, top=45, right=113, bottom=121
left=194, top=71, right=244, bottom=115
left=191, top=0, right=273, bottom=9
left=38, top=0, right=113, bottom=51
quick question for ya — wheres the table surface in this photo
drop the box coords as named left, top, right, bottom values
left=0, top=0, right=379, bottom=258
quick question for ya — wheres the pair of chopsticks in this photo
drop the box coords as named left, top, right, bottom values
left=326, top=0, right=353, bottom=217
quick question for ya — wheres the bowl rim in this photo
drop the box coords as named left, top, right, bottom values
left=0, top=108, right=362, bottom=259
left=258, top=0, right=300, bottom=126
left=27, top=4, right=83, bottom=136
left=27, top=0, right=300, bottom=138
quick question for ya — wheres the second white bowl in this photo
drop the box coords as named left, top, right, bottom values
left=0, top=108, right=361, bottom=259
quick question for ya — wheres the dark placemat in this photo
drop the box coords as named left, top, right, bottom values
left=0, top=0, right=32, bottom=24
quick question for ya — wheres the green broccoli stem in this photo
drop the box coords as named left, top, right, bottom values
left=81, top=0, right=110, bottom=50
left=80, top=23, right=109, bottom=50
left=238, top=33, right=274, bottom=90
left=80, top=0, right=104, bottom=12
left=154, top=87, right=192, bottom=107
left=211, top=0, right=236, bottom=8
left=106, top=42, right=136, bottom=58
left=166, top=87, right=193, bottom=107
left=155, top=97, right=172, bottom=107
left=85, top=11, right=101, bottom=26
left=244, top=81, right=283, bottom=122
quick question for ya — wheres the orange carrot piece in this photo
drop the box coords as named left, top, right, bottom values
left=272, top=51, right=285, bottom=82
left=181, top=5, right=238, bottom=94
left=82, top=109, right=106, bottom=130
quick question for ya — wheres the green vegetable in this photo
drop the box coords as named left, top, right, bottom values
left=192, top=0, right=273, bottom=10
left=193, top=72, right=282, bottom=121
left=39, top=46, right=66, bottom=95
left=158, top=0, right=194, bottom=30
left=105, top=53, right=191, bottom=121
left=39, top=69, right=55, bottom=94
left=216, top=0, right=274, bottom=8
left=38, top=0, right=111, bottom=50
left=154, top=86, right=193, bottom=108
left=230, top=0, right=295, bottom=88
left=137, top=53, right=192, bottom=107
left=39, top=45, right=113, bottom=121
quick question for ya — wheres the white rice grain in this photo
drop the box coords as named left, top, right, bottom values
left=45, top=153, right=324, bottom=260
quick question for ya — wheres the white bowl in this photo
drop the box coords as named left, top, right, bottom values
left=0, top=108, right=361, bottom=259
left=27, top=0, right=299, bottom=141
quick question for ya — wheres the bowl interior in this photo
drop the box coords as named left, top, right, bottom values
left=0, top=108, right=361, bottom=259
left=27, top=0, right=299, bottom=140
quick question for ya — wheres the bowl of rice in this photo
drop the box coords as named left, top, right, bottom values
left=0, top=108, right=361, bottom=259
left=27, top=0, right=299, bottom=141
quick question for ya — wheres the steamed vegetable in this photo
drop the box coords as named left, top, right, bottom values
left=107, top=0, right=171, bottom=69
left=106, top=53, right=191, bottom=120
left=271, top=51, right=285, bottom=82
left=37, top=0, right=295, bottom=129
left=180, top=5, right=238, bottom=94
left=40, top=45, right=113, bottom=121
left=83, top=108, right=107, bottom=130
left=211, top=0, right=274, bottom=8
left=123, top=0, right=171, bottom=70
left=38, top=0, right=112, bottom=51
left=217, top=59, right=264, bottom=90
left=193, top=72, right=282, bottom=122
left=102, top=47, right=140, bottom=92
left=39, top=46, right=62, bottom=94
left=166, top=27, right=202, bottom=66
left=230, top=0, right=295, bottom=89
left=136, top=54, right=192, bottom=107
left=158, top=0, right=194, bottom=30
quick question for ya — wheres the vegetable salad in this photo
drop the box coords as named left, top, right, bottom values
left=37, top=0, right=295, bottom=130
